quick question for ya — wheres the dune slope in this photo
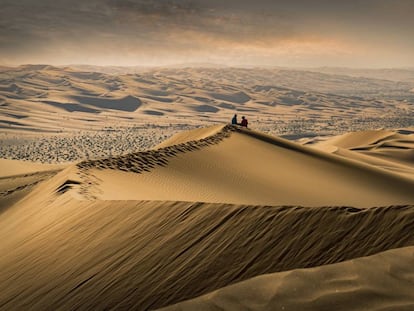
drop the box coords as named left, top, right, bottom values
left=76, top=125, right=414, bottom=207
left=312, top=128, right=414, bottom=179
left=0, top=159, right=64, bottom=212
left=0, top=159, right=65, bottom=178
left=161, top=246, right=414, bottom=311
left=1, top=194, right=414, bottom=310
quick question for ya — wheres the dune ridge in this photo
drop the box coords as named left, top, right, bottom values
left=1, top=196, right=414, bottom=310
left=311, top=129, right=414, bottom=179
left=70, top=125, right=414, bottom=207
left=0, top=158, right=65, bottom=178
left=76, top=124, right=230, bottom=172
left=160, top=245, right=414, bottom=311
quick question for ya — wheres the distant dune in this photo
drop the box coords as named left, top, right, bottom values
left=307, top=67, right=414, bottom=83
left=311, top=128, right=414, bottom=179
left=1, top=66, right=413, bottom=135
left=1, top=125, right=414, bottom=310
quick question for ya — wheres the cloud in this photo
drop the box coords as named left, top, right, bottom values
left=0, top=0, right=413, bottom=67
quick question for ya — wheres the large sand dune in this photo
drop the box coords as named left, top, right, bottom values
left=1, top=198, right=414, bottom=310
left=1, top=125, right=414, bottom=310
left=161, top=246, right=414, bottom=311
left=75, top=125, right=414, bottom=207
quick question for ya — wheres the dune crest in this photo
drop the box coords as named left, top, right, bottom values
left=69, top=125, right=414, bottom=207
left=0, top=159, right=65, bottom=178
left=312, top=128, right=414, bottom=179
left=1, top=196, right=414, bottom=310
left=160, top=246, right=414, bottom=311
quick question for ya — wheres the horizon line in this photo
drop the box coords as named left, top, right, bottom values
left=2, top=63, right=414, bottom=71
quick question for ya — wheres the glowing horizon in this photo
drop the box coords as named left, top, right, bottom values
left=1, top=0, right=413, bottom=68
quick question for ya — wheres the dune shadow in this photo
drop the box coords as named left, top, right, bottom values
left=42, top=101, right=100, bottom=113
left=70, top=95, right=142, bottom=112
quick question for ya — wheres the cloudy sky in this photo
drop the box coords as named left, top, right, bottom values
left=1, top=0, right=413, bottom=67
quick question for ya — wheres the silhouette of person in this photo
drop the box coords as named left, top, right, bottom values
left=231, top=114, right=238, bottom=125
left=240, top=116, right=248, bottom=127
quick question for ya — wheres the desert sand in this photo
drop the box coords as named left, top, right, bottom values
left=0, top=158, right=65, bottom=177
left=1, top=66, right=413, bottom=139
left=161, top=246, right=414, bottom=311
left=1, top=65, right=414, bottom=310
left=1, top=65, right=413, bottom=165
left=0, top=159, right=64, bottom=211
left=1, top=123, right=414, bottom=310
left=76, top=125, right=414, bottom=207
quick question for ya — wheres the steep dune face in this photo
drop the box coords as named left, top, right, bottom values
left=161, top=246, right=414, bottom=311
left=76, top=125, right=414, bottom=207
left=1, top=197, right=414, bottom=310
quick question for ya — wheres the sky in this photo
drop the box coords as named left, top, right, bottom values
left=0, top=0, right=413, bottom=68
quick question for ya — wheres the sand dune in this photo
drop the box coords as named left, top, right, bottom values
left=1, top=66, right=413, bottom=136
left=0, top=159, right=63, bottom=211
left=314, top=129, right=414, bottom=151
left=312, top=128, right=414, bottom=179
left=75, top=125, right=414, bottom=207
left=161, top=246, right=414, bottom=311
left=315, top=129, right=399, bottom=149
left=1, top=63, right=414, bottom=311
left=0, top=158, right=64, bottom=178
left=1, top=195, right=414, bottom=310
left=1, top=124, right=414, bottom=310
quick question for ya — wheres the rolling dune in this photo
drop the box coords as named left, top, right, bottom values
left=312, top=128, right=414, bottom=179
left=75, top=125, right=414, bottom=207
left=161, top=246, right=414, bottom=311
left=1, top=125, right=414, bottom=310
left=1, top=197, right=414, bottom=310
left=1, top=66, right=413, bottom=135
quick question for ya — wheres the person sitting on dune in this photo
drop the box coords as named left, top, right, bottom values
left=231, top=114, right=238, bottom=125
left=240, top=116, right=248, bottom=127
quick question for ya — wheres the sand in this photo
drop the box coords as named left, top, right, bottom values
left=0, top=159, right=65, bottom=211
left=311, top=128, right=414, bottom=179
left=0, top=158, right=65, bottom=177
left=161, top=246, right=414, bottom=311
left=1, top=197, right=414, bottom=310
left=0, top=123, right=414, bottom=310
left=1, top=63, right=414, bottom=310
left=1, top=65, right=413, bottom=139
left=75, top=125, right=414, bottom=207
